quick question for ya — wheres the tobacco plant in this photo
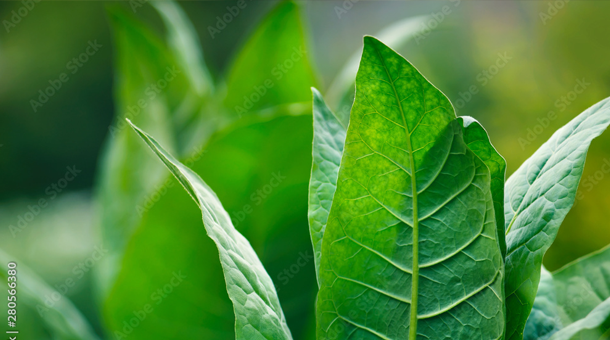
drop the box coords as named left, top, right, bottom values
left=128, top=35, right=610, bottom=339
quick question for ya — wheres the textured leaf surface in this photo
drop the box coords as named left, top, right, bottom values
left=308, top=88, right=347, bottom=282
left=523, top=267, right=562, bottom=340
left=316, top=36, right=504, bottom=340
left=459, top=116, right=507, bottom=257
left=504, top=98, right=610, bottom=340
left=0, top=249, right=99, bottom=340
left=525, top=245, right=610, bottom=340
left=128, top=120, right=293, bottom=340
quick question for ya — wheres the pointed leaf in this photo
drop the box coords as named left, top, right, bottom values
left=316, top=36, right=504, bottom=340
left=326, top=15, right=430, bottom=119
left=127, top=120, right=293, bottom=340
left=223, top=0, right=316, bottom=116
left=504, top=98, right=610, bottom=340
left=308, top=88, right=347, bottom=284
left=459, top=116, right=507, bottom=257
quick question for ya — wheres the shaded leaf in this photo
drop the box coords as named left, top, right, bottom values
left=308, top=88, right=347, bottom=283
left=459, top=116, right=507, bottom=257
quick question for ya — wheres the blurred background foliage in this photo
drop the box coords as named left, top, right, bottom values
left=1, top=1, right=610, bottom=339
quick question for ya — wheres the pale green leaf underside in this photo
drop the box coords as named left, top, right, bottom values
left=504, top=98, right=610, bottom=340
left=316, top=36, right=504, bottom=340
left=525, top=244, right=610, bottom=340
left=0, top=249, right=99, bottom=340
left=127, top=120, right=292, bottom=340
left=309, top=88, right=348, bottom=284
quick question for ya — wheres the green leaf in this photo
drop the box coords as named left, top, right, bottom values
left=0, top=249, right=99, bottom=340
left=459, top=116, right=507, bottom=257
left=105, top=115, right=317, bottom=340
left=308, top=88, right=347, bottom=284
left=223, top=0, right=317, bottom=116
left=525, top=244, right=610, bottom=340
left=127, top=119, right=293, bottom=340
left=151, top=0, right=214, bottom=96
left=504, top=98, right=610, bottom=340
left=96, top=6, right=180, bottom=296
left=316, top=36, right=504, bottom=340
left=523, top=267, right=562, bottom=340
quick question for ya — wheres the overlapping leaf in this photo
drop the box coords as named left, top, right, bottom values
left=504, top=97, right=610, bottom=340
left=128, top=120, right=293, bottom=340
left=459, top=116, right=507, bottom=257
left=308, top=88, right=347, bottom=282
left=316, top=36, right=504, bottom=340
left=524, top=244, right=610, bottom=340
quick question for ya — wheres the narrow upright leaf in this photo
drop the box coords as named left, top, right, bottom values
left=459, top=116, right=507, bottom=257
left=151, top=0, right=214, bottom=96
left=525, top=244, right=610, bottom=340
left=504, top=98, right=610, bottom=340
left=316, top=36, right=504, bottom=340
left=127, top=120, right=293, bottom=340
left=308, top=88, right=347, bottom=283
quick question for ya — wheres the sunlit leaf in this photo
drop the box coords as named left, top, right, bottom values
left=316, top=36, right=505, bottom=340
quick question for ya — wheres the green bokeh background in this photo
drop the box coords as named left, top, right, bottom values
left=1, top=1, right=610, bottom=339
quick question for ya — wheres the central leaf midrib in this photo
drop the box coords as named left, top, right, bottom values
left=373, top=45, right=420, bottom=340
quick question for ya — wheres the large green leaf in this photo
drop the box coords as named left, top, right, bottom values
left=316, top=36, right=504, bottom=340
left=0, top=249, right=99, bottom=340
left=459, top=116, right=507, bottom=257
left=308, top=88, right=347, bottom=283
left=127, top=120, right=293, bottom=340
left=524, top=244, right=610, bottom=340
left=223, top=0, right=316, bottom=116
left=504, top=97, right=610, bottom=340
